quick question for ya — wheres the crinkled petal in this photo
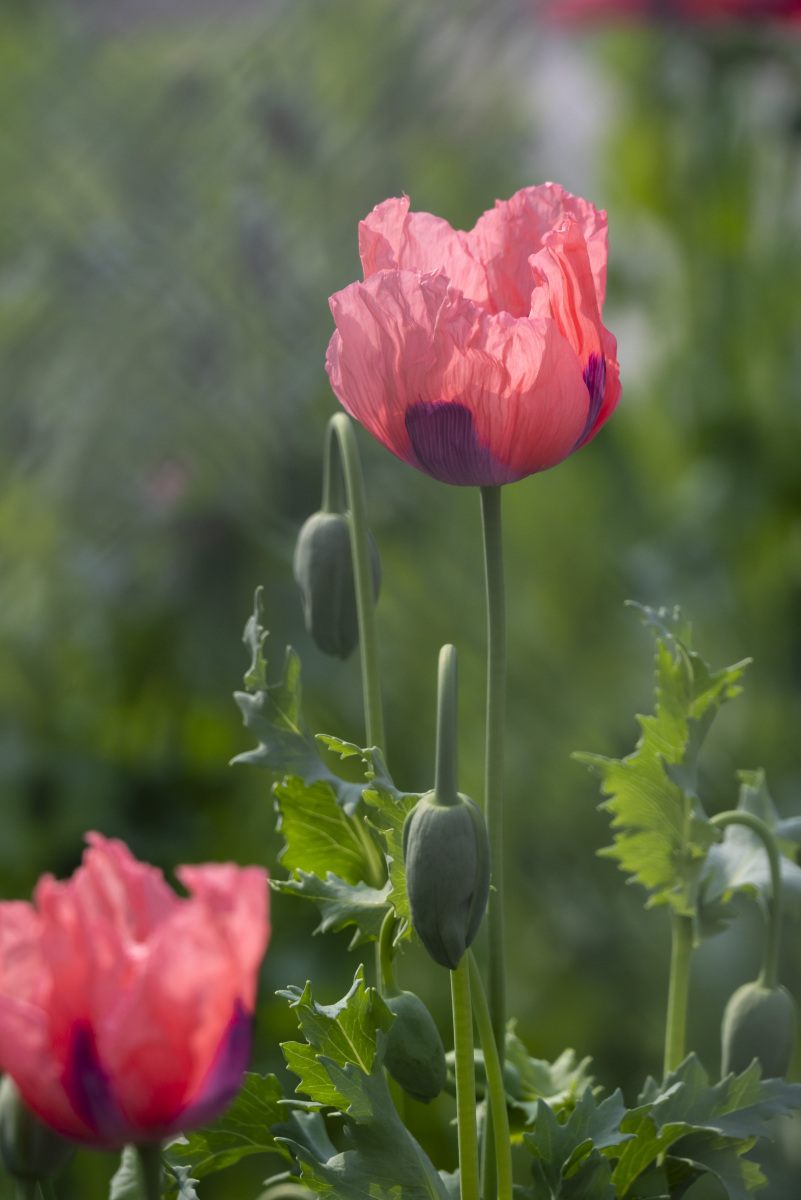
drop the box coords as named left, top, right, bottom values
left=468, top=183, right=610, bottom=315
left=327, top=269, right=591, bottom=485
left=359, top=196, right=492, bottom=309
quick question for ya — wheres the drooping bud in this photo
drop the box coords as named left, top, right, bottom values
left=0, top=1075, right=74, bottom=1181
left=403, top=790, right=491, bottom=970
left=721, top=982, right=797, bottom=1079
left=292, top=511, right=380, bottom=659
left=383, top=990, right=447, bottom=1103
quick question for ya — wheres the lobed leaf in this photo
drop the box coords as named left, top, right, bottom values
left=274, top=776, right=373, bottom=885
left=166, top=1073, right=289, bottom=1178
left=274, top=870, right=391, bottom=947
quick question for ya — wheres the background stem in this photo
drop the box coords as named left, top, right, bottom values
left=451, top=956, right=480, bottom=1200
left=134, top=1144, right=163, bottom=1200
left=710, top=811, right=783, bottom=989
left=328, top=413, right=385, bottom=752
left=663, top=913, right=694, bottom=1077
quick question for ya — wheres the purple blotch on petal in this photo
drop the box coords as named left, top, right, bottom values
left=63, top=1022, right=131, bottom=1144
left=169, top=1000, right=252, bottom=1134
left=404, top=400, right=512, bottom=487
left=574, top=353, right=607, bottom=449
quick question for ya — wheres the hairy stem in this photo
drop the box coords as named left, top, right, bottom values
left=710, top=811, right=783, bottom=989
left=468, top=952, right=513, bottom=1200
left=664, top=913, right=694, bottom=1077
left=451, top=956, right=480, bottom=1200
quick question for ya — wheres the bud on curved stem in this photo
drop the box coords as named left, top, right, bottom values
left=403, top=647, right=491, bottom=970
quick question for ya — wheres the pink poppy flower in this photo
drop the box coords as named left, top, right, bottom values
left=326, top=184, right=621, bottom=487
left=0, top=833, right=269, bottom=1147
left=541, top=0, right=801, bottom=23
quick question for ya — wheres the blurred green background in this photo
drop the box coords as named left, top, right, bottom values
left=2, top=0, right=801, bottom=1193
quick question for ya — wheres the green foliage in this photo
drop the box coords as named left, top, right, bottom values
left=515, top=1055, right=801, bottom=1200
left=233, top=591, right=364, bottom=814
left=700, top=769, right=801, bottom=922
left=279, top=969, right=449, bottom=1200
left=166, top=1073, right=290, bottom=1178
left=274, top=776, right=372, bottom=885
left=576, top=606, right=749, bottom=919
left=276, top=870, right=391, bottom=948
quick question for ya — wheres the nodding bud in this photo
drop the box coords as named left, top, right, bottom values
left=383, top=990, right=447, bottom=1103
left=0, top=1076, right=74, bottom=1181
left=402, top=791, right=491, bottom=970
left=292, top=511, right=380, bottom=659
left=721, top=982, right=797, bottom=1079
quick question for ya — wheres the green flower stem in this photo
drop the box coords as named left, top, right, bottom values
left=710, top=811, right=783, bottom=989
left=14, top=1183, right=37, bottom=1200
left=479, top=484, right=507, bottom=1057
left=326, top=413, right=385, bottom=752
left=451, top=955, right=480, bottom=1200
left=378, top=908, right=399, bottom=995
left=39, top=1183, right=59, bottom=1200
left=664, top=913, right=694, bottom=1078
left=468, top=951, right=513, bottom=1200
left=135, top=1144, right=163, bottom=1200
left=434, top=645, right=460, bottom=807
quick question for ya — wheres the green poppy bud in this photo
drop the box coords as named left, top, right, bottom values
left=0, top=1075, right=74, bottom=1181
left=292, top=511, right=380, bottom=659
left=721, top=982, right=797, bottom=1079
left=402, top=791, right=491, bottom=970
left=383, top=990, right=447, bottom=1104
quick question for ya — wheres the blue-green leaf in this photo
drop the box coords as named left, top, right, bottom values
left=165, top=1073, right=289, bottom=1179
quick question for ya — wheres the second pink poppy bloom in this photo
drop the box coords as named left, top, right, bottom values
left=326, top=184, right=621, bottom=487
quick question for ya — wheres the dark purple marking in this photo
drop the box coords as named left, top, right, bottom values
left=170, top=1000, right=252, bottom=1133
left=63, top=1022, right=131, bottom=1143
left=404, top=400, right=511, bottom=487
left=574, top=352, right=606, bottom=449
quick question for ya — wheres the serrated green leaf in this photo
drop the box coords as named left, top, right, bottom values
left=576, top=607, right=748, bottom=916
left=612, top=1056, right=801, bottom=1196
left=109, top=1147, right=144, bottom=1200
left=165, top=1073, right=289, bottom=1179
left=278, top=971, right=448, bottom=1200
left=274, top=776, right=372, bottom=885
left=505, top=1026, right=596, bottom=1123
left=232, top=601, right=364, bottom=814
left=362, top=779, right=420, bottom=941
left=522, top=1094, right=622, bottom=1200
left=275, top=870, right=390, bottom=947
left=700, top=769, right=801, bottom=922
left=280, top=966, right=395, bottom=1110
left=163, top=1163, right=201, bottom=1200
left=670, top=1131, right=763, bottom=1200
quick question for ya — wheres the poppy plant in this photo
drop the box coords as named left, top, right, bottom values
left=326, top=184, right=621, bottom=487
left=0, top=833, right=269, bottom=1147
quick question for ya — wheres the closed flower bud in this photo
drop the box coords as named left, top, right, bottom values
left=402, top=792, right=491, bottom=970
left=293, top=511, right=380, bottom=659
left=721, top=982, right=797, bottom=1079
left=0, top=1075, right=74, bottom=1181
left=383, top=990, right=447, bottom=1103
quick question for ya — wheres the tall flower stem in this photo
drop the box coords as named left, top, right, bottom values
left=710, top=812, right=783, bottom=989
left=135, top=1145, right=163, bottom=1200
left=325, top=413, right=385, bottom=752
left=468, top=951, right=513, bottom=1200
left=451, top=955, right=480, bottom=1200
left=663, top=913, right=694, bottom=1078
left=479, top=485, right=507, bottom=1053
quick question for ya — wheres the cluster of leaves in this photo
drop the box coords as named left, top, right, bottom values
left=152, top=965, right=801, bottom=1200
left=576, top=604, right=801, bottom=938
left=233, top=588, right=422, bottom=948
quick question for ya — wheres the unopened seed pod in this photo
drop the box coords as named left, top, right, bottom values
left=0, top=1075, right=74, bottom=1181
left=402, top=791, right=491, bottom=970
left=384, top=990, right=447, bottom=1103
left=292, top=511, right=380, bottom=659
left=721, top=982, right=797, bottom=1079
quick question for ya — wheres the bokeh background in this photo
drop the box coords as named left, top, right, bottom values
left=2, top=0, right=801, bottom=1194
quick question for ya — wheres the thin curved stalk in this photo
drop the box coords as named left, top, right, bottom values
left=710, top=811, right=783, bottom=989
